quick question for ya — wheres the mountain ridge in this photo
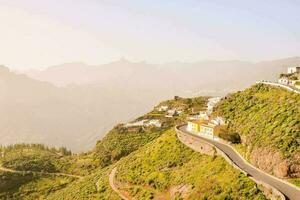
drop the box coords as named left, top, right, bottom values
left=22, top=57, right=300, bottom=87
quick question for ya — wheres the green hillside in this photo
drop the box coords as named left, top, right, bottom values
left=0, top=144, right=72, bottom=173
left=0, top=171, right=75, bottom=200
left=214, top=84, right=300, bottom=179
left=0, top=94, right=276, bottom=199
left=47, top=166, right=121, bottom=200
left=115, top=129, right=266, bottom=200
left=93, top=96, right=208, bottom=168
left=48, top=128, right=267, bottom=200
left=0, top=96, right=210, bottom=199
left=0, top=143, right=106, bottom=177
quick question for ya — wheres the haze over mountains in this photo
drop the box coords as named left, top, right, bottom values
left=1, top=57, right=300, bottom=152
left=25, top=57, right=300, bottom=88
left=1, top=65, right=162, bottom=152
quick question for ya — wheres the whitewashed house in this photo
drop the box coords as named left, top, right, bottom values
left=158, top=105, right=168, bottom=112
left=175, top=109, right=183, bottom=115
left=278, top=77, right=291, bottom=85
left=188, top=111, right=209, bottom=120
left=208, top=97, right=221, bottom=104
left=207, top=97, right=221, bottom=114
left=165, top=109, right=177, bottom=118
left=146, top=119, right=162, bottom=128
left=287, top=67, right=300, bottom=74
left=207, top=104, right=214, bottom=114
left=210, top=117, right=226, bottom=125
left=125, top=120, right=147, bottom=127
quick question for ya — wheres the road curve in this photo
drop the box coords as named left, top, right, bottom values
left=109, top=167, right=130, bottom=200
left=177, top=125, right=300, bottom=200
left=257, top=81, right=300, bottom=94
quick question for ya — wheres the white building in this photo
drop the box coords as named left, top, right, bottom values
left=210, top=117, right=226, bottom=125
left=278, top=77, right=291, bottom=85
left=145, top=119, right=162, bottom=128
left=208, top=97, right=221, bottom=104
left=207, top=104, right=214, bottom=114
left=287, top=67, right=300, bottom=74
left=158, top=105, right=168, bottom=112
left=188, top=111, right=209, bottom=120
left=165, top=109, right=177, bottom=118
left=207, top=97, right=221, bottom=114
left=125, top=120, right=147, bottom=127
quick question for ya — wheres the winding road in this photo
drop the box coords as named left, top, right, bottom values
left=109, top=167, right=130, bottom=200
left=258, top=81, right=300, bottom=94
left=177, top=125, right=300, bottom=200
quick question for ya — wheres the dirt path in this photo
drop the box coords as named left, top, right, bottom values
left=0, top=166, right=83, bottom=179
left=0, top=166, right=16, bottom=173
left=109, top=167, right=131, bottom=200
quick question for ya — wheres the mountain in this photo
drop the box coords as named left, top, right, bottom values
left=23, top=57, right=300, bottom=94
left=3, top=57, right=300, bottom=151
left=0, top=66, right=167, bottom=152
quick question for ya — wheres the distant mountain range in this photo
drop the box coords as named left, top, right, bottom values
left=23, top=57, right=300, bottom=98
left=1, top=66, right=164, bottom=152
left=1, top=57, right=300, bottom=151
left=24, top=57, right=300, bottom=87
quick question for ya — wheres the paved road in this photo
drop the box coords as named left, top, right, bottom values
left=177, top=125, right=300, bottom=200
left=258, top=81, right=300, bottom=94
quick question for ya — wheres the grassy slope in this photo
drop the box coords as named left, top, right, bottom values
left=47, top=166, right=121, bottom=200
left=114, top=129, right=267, bottom=200
left=214, top=84, right=300, bottom=180
left=0, top=144, right=79, bottom=174
left=48, top=128, right=267, bottom=200
left=94, top=125, right=166, bottom=168
left=0, top=145, right=80, bottom=200
left=0, top=94, right=273, bottom=199
left=0, top=171, right=74, bottom=200
left=0, top=97, right=208, bottom=199
left=93, top=96, right=208, bottom=168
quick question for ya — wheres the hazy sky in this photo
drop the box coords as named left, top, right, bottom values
left=1, top=0, right=300, bottom=69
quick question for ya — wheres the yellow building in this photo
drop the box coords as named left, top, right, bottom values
left=199, top=123, right=215, bottom=137
left=187, top=120, right=209, bottom=133
left=187, top=120, right=224, bottom=138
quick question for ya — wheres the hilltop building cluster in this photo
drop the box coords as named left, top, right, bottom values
left=278, top=67, right=300, bottom=89
left=125, top=119, right=162, bottom=128
left=124, top=96, right=186, bottom=130
left=187, top=97, right=226, bottom=140
left=157, top=105, right=183, bottom=118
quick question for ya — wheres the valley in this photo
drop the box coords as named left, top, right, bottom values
left=1, top=82, right=299, bottom=199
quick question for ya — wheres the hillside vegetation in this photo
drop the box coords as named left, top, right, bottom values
left=0, top=93, right=278, bottom=199
left=47, top=166, right=121, bottom=200
left=48, top=129, right=267, bottom=200
left=114, top=129, right=266, bottom=200
left=0, top=144, right=72, bottom=173
left=214, top=84, right=300, bottom=178
left=0, top=171, right=75, bottom=200
left=93, top=96, right=208, bottom=168
left=0, top=96, right=209, bottom=199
